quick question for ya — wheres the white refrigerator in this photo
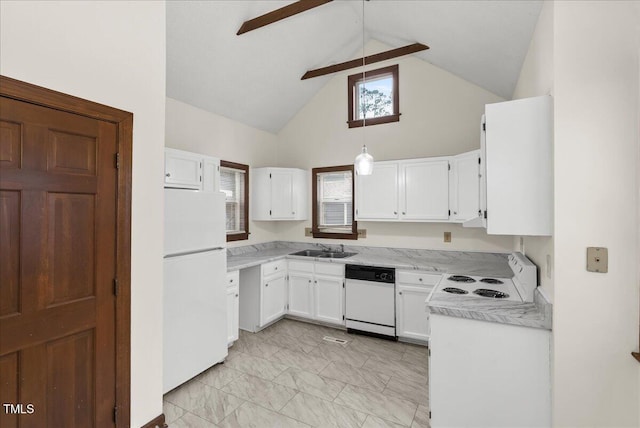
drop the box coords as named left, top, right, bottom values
left=163, top=188, right=227, bottom=393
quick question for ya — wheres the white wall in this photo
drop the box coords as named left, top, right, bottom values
left=552, top=1, right=640, bottom=426
left=512, top=1, right=555, bottom=299
left=0, top=1, right=166, bottom=426
left=276, top=40, right=514, bottom=252
left=165, top=97, right=280, bottom=246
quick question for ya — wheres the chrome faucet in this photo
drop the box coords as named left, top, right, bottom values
left=318, top=243, right=332, bottom=252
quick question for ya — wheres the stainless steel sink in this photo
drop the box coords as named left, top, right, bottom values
left=290, top=250, right=357, bottom=259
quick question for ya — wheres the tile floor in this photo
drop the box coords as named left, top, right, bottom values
left=164, top=319, right=430, bottom=428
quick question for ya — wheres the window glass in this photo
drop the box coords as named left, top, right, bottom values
left=220, top=161, right=249, bottom=241
left=312, top=166, right=357, bottom=239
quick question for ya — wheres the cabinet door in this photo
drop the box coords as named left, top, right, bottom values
left=397, top=284, right=432, bottom=341
left=288, top=272, right=314, bottom=318
left=450, top=151, right=480, bottom=222
left=227, top=286, right=239, bottom=344
left=165, top=149, right=202, bottom=190
left=270, top=170, right=294, bottom=219
left=261, top=273, right=287, bottom=326
left=314, top=275, right=344, bottom=325
left=485, top=95, right=552, bottom=235
left=356, top=162, right=399, bottom=220
left=203, top=157, right=220, bottom=193
left=401, top=159, right=449, bottom=221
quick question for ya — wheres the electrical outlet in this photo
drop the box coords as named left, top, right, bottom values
left=586, top=247, right=608, bottom=273
left=357, top=229, right=367, bottom=238
left=304, top=227, right=313, bottom=237
left=444, top=232, right=451, bottom=243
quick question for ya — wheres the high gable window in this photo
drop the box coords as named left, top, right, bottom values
left=220, top=160, right=249, bottom=242
left=348, top=64, right=400, bottom=128
left=312, top=165, right=358, bottom=240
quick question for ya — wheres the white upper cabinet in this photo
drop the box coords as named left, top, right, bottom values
left=355, top=162, right=399, bottom=220
left=251, top=168, right=308, bottom=221
left=401, top=158, right=449, bottom=221
left=164, top=148, right=220, bottom=192
left=165, top=148, right=202, bottom=190
left=356, top=158, right=449, bottom=222
left=484, top=95, right=553, bottom=236
left=450, top=150, right=481, bottom=222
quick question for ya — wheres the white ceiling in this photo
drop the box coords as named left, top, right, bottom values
left=166, top=0, right=542, bottom=133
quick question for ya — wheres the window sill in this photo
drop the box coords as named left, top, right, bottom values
left=227, top=232, right=249, bottom=242
left=312, top=230, right=358, bottom=240
left=348, top=114, right=400, bottom=129
left=632, top=352, right=640, bottom=363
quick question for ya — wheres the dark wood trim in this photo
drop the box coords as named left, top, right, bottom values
left=237, top=0, right=333, bottom=35
left=633, top=352, right=640, bottom=363
left=302, top=43, right=427, bottom=80
left=221, top=160, right=250, bottom=242
left=141, top=413, right=167, bottom=428
left=347, top=64, right=400, bottom=129
left=0, top=75, right=133, bottom=426
left=311, top=165, right=358, bottom=240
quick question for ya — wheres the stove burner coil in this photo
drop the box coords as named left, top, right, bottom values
left=473, top=288, right=509, bottom=299
left=442, top=287, right=468, bottom=295
left=447, top=275, right=476, bottom=283
left=480, top=278, right=504, bottom=285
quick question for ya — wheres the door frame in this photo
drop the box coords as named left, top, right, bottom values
left=0, top=75, right=132, bottom=425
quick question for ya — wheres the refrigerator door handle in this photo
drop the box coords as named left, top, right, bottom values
left=164, top=247, right=225, bottom=259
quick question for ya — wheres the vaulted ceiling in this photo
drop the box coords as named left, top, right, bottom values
left=166, top=1, right=542, bottom=133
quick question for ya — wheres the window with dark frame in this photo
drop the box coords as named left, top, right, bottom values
left=220, top=160, right=249, bottom=242
left=312, top=165, right=358, bottom=240
left=348, top=64, right=400, bottom=128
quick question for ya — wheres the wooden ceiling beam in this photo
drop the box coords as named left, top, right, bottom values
left=301, top=42, right=430, bottom=80
left=237, top=0, right=333, bottom=35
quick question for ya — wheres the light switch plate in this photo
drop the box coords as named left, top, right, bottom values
left=444, top=232, right=451, bottom=243
left=586, top=247, right=608, bottom=273
left=304, top=227, right=313, bottom=237
left=357, top=229, right=367, bottom=238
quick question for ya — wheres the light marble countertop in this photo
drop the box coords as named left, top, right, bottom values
left=227, top=241, right=552, bottom=330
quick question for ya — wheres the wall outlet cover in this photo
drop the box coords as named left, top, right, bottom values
left=357, top=229, right=367, bottom=238
left=304, top=227, right=313, bottom=237
left=444, top=231, right=452, bottom=243
left=586, top=247, right=608, bottom=273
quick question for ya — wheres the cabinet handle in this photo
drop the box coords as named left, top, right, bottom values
left=394, top=211, right=397, bottom=215
left=275, top=267, right=278, bottom=270
left=265, top=283, right=269, bottom=287
left=165, top=173, right=171, bottom=177
left=402, top=212, right=406, bottom=215
left=230, top=279, right=234, bottom=283
left=399, top=291, right=403, bottom=295
left=314, top=280, right=317, bottom=284
left=419, top=278, right=423, bottom=282
left=308, top=280, right=311, bottom=283
left=292, top=211, right=295, bottom=215
left=454, top=211, right=458, bottom=215
left=235, top=293, right=239, bottom=297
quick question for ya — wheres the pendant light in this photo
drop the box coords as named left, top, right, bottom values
left=354, top=0, right=374, bottom=175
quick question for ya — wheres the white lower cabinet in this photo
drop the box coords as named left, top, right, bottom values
left=288, top=260, right=344, bottom=326
left=396, top=271, right=441, bottom=342
left=429, top=313, right=551, bottom=427
left=226, top=270, right=239, bottom=345
left=239, top=260, right=287, bottom=332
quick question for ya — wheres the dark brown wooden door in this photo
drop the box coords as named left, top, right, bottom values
left=0, top=97, right=118, bottom=427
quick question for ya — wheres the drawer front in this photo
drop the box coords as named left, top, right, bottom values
left=227, top=270, right=239, bottom=288
left=288, top=260, right=315, bottom=273
left=262, top=259, right=287, bottom=277
left=315, top=262, right=344, bottom=277
left=397, top=271, right=441, bottom=286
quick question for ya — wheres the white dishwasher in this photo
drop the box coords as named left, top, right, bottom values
left=345, top=264, right=396, bottom=339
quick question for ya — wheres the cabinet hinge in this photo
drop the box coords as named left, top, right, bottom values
left=478, top=157, right=481, bottom=164
left=269, top=210, right=272, bottom=216
left=448, top=163, right=451, bottom=171
left=217, top=165, right=220, bottom=171
left=343, top=281, right=345, bottom=288
left=355, top=209, right=358, bottom=215
left=113, top=406, right=118, bottom=423
left=113, top=278, right=119, bottom=296
left=484, top=210, right=488, bottom=219
left=482, top=122, right=486, bottom=131
left=269, top=173, right=272, bottom=179
left=200, top=162, right=202, bottom=168
left=114, top=153, right=120, bottom=169
left=429, top=411, right=432, bottom=419
left=200, top=176, right=202, bottom=182
left=448, top=210, right=451, bottom=216
left=342, top=315, right=345, bottom=320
